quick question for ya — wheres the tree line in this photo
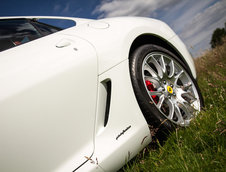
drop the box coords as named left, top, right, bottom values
left=210, top=23, right=226, bottom=48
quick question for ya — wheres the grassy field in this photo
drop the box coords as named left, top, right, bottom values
left=122, top=41, right=226, bottom=172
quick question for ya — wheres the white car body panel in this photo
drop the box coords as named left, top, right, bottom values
left=0, top=16, right=197, bottom=172
left=0, top=33, right=98, bottom=171
left=77, top=59, right=151, bottom=172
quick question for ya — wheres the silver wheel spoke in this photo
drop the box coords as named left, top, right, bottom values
left=184, top=101, right=197, bottom=115
left=150, top=56, right=164, bottom=78
left=168, top=60, right=175, bottom=78
left=144, top=62, right=158, bottom=78
left=144, top=76, right=160, bottom=83
left=156, top=94, right=165, bottom=109
left=174, top=104, right=184, bottom=124
left=168, top=99, right=175, bottom=120
left=159, top=55, right=166, bottom=74
left=149, top=90, right=162, bottom=96
left=182, top=82, right=192, bottom=91
left=182, top=92, right=197, bottom=104
left=174, top=70, right=183, bottom=86
left=177, top=100, right=194, bottom=120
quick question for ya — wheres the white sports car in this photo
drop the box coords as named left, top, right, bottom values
left=0, top=16, right=203, bottom=172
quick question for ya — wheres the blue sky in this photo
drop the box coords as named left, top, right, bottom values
left=1, top=0, right=226, bottom=57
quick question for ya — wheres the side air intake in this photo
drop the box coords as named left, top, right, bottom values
left=104, top=81, right=111, bottom=127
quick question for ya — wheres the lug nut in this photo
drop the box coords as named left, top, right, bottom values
left=163, top=80, right=166, bottom=84
left=173, top=93, right=176, bottom=96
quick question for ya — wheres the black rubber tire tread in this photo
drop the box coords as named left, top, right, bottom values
left=129, top=44, right=204, bottom=132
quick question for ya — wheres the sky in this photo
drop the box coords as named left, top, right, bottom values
left=1, top=0, right=226, bottom=57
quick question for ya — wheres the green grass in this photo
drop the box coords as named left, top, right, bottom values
left=122, top=41, right=226, bottom=172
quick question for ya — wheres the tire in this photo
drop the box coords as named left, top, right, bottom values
left=129, top=44, right=204, bottom=131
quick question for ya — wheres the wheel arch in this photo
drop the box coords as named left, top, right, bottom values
left=129, top=34, right=193, bottom=76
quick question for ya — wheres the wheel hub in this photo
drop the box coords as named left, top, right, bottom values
left=167, top=85, right=173, bottom=94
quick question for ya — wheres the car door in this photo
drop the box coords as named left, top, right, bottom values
left=0, top=20, right=97, bottom=172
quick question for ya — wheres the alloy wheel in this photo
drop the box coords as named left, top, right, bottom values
left=142, top=52, right=201, bottom=126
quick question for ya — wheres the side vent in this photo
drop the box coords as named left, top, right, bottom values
left=104, top=81, right=111, bottom=127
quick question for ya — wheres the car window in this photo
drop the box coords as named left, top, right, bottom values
left=0, top=19, right=42, bottom=51
left=0, top=18, right=76, bottom=52
left=31, top=21, right=62, bottom=36
left=37, top=19, right=76, bottom=29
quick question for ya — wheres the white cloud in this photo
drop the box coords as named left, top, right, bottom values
left=93, top=0, right=179, bottom=18
left=53, top=4, right=61, bottom=12
left=62, top=2, right=70, bottom=14
left=163, top=0, right=214, bottom=33
left=93, top=0, right=226, bottom=57
left=52, top=0, right=81, bottom=17
left=179, top=0, right=226, bottom=56
left=53, top=2, right=70, bottom=14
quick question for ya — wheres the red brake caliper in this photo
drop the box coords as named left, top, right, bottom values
left=145, top=80, right=158, bottom=103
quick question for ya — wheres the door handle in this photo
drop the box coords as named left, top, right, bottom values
left=56, top=39, right=71, bottom=48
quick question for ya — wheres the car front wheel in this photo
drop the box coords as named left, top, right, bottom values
left=130, top=44, right=204, bottom=130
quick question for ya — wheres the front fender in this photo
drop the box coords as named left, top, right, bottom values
left=62, top=17, right=196, bottom=78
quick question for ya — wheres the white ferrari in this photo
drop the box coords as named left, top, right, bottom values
left=0, top=16, right=203, bottom=172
